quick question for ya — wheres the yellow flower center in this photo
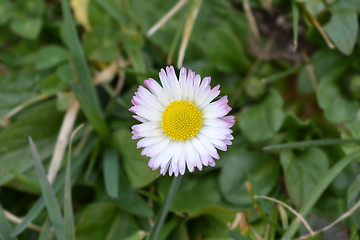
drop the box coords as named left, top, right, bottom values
left=161, top=100, right=202, bottom=141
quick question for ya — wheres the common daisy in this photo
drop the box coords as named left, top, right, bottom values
left=130, top=66, right=234, bottom=176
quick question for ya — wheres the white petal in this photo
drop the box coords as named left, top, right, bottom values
left=166, top=66, right=182, bottom=100
left=144, top=78, right=169, bottom=106
left=196, top=134, right=219, bottom=159
left=142, top=137, right=170, bottom=157
left=129, top=105, right=162, bottom=122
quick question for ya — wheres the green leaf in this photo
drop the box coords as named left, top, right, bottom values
left=10, top=17, right=42, bottom=40
left=219, top=147, right=280, bottom=206
left=297, top=0, right=325, bottom=15
left=0, top=0, right=12, bottom=25
left=76, top=203, right=139, bottom=240
left=29, top=137, right=65, bottom=240
left=0, top=100, right=63, bottom=185
left=35, top=45, right=69, bottom=70
left=9, top=170, right=41, bottom=194
left=38, top=219, right=52, bottom=240
left=93, top=0, right=126, bottom=23
left=318, top=77, right=358, bottom=124
left=228, top=230, right=251, bottom=240
left=41, top=74, right=69, bottom=94
left=283, top=147, right=360, bottom=239
left=111, top=129, right=160, bottom=188
left=83, top=25, right=119, bottom=61
left=11, top=137, right=95, bottom=237
left=297, top=49, right=347, bottom=94
left=0, top=70, right=41, bottom=119
left=341, top=119, right=360, bottom=155
left=201, top=27, right=251, bottom=73
left=56, top=63, right=75, bottom=83
left=281, top=148, right=329, bottom=207
left=71, top=82, right=108, bottom=139
left=112, top=169, right=153, bottom=217
left=239, top=89, right=285, bottom=142
left=324, top=1, right=358, bottom=55
left=64, top=131, right=77, bottom=240
left=147, top=176, right=182, bottom=240
left=158, top=174, right=221, bottom=216
left=0, top=204, right=17, bottom=240
left=348, top=175, right=360, bottom=230
left=61, top=0, right=102, bottom=113
left=103, top=148, right=119, bottom=198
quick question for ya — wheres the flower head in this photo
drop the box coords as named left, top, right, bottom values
left=130, top=66, right=235, bottom=176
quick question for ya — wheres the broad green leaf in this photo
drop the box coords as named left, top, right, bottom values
left=324, top=0, right=359, bottom=55
left=10, top=17, right=42, bottom=40
left=112, top=169, right=153, bottom=217
left=0, top=0, right=12, bottom=25
left=41, top=74, right=69, bottom=94
left=76, top=203, right=139, bottom=240
left=219, top=147, right=280, bottom=206
left=282, top=148, right=360, bottom=239
left=35, top=45, right=69, bottom=70
left=297, top=49, right=347, bottom=94
left=103, top=148, right=119, bottom=198
left=111, top=129, right=160, bottom=188
left=201, top=27, right=250, bottom=73
left=281, top=148, right=329, bottom=208
left=341, top=119, right=360, bottom=155
left=83, top=25, right=119, bottom=61
left=297, top=0, right=325, bottom=15
left=0, top=100, right=63, bottom=185
left=93, top=0, right=126, bottom=23
left=0, top=70, right=41, bottom=119
left=158, top=173, right=221, bottom=216
left=239, top=89, right=285, bottom=142
left=318, top=77, right=358, bottom=124
left=56, top=63, right=74, bottom=83
left=29, top=137, right=65, bottom=240
left=13, top=0, right=44, bottom=16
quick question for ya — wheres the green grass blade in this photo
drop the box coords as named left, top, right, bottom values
left=38, top=219, right=52, bottom=240
left=29, top=136, right=65, bottom=240
left=264, top=139, right=360, bottom=151
left=11, top=136, right=96, bottom=237
left=0, top=204, right=17, bottom=240
left=103, top=148, right=119, bottom=198
left=9, top=170, right=41, bottom=194
left=228, top=230, right=251, bottom=240
left=71, top=82, right=108, bottom=139
left=93, top=0, right=126, bottom=22
left=64, top=125, right=83, bottom=240
left=10, top=198, right=44, bottom=237
left=60, top=0, right=101, bottom=113
left=282, top=147, right=360, bottom=239
left=146, top=176, right=183, bottom=240
left=292, top=0, right=299, bottom=51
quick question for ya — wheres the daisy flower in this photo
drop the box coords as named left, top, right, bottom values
left=130, top=66, right=235, bottom=176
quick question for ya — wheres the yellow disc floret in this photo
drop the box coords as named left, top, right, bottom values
left=161, top=100, right=202, bottom=141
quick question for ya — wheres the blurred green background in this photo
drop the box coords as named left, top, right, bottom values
left=1, top=0, right=360, bottom=239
